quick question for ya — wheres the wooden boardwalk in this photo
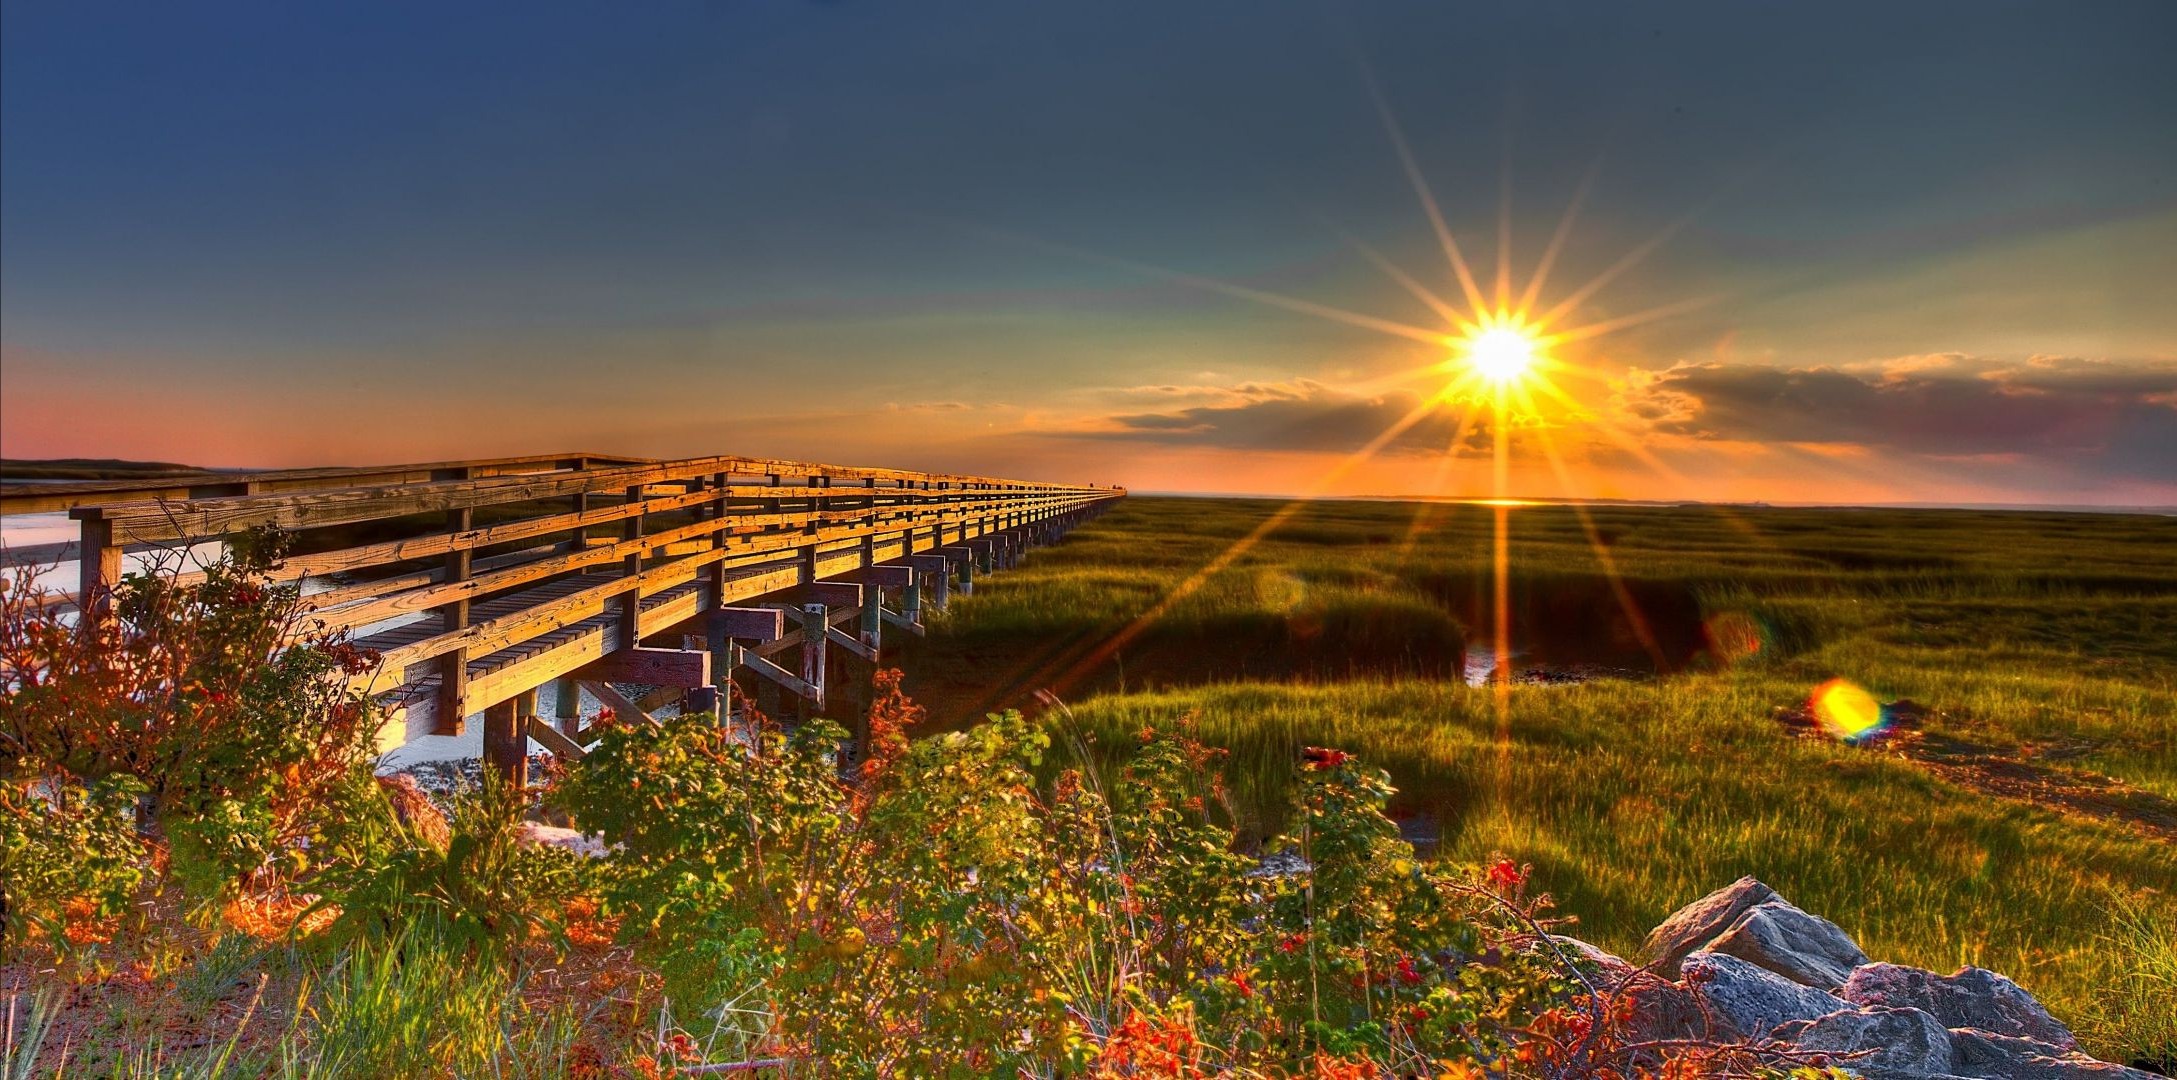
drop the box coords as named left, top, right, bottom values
left=1, top=452, right=1121, bottom=775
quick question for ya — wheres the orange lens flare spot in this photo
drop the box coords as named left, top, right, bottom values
left=1809, top=678, right=1886, bottom=742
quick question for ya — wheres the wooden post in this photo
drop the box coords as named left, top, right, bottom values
left=903, top=577, right=922, bottom=624
left=860, top=592, right=884, bottom=655
left=801, top=603, right=828, bottom=712
left=435, top=504, right=473, bottom=735
left=553, top=677, right=581, bottom=736
left=564, top=458, right=591, bottom=553
left=618, top=484, right=644, bottom=650
left=76, top=516, right=122, bottom=627
left=483, top=691, right=530, bottom=788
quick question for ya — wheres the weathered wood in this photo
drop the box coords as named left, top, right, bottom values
left=524, top=714, right=588, bottom=761
left=581, top=680, right=654, bottom=726
left=853, top=564, right=916, bottom=588
left=803, top=580, right=865, bottom=607
left=825, top=622, right=877, bottom=663
left=734, top=646, right=818, bottom=700
left=33, top=450, right=1118, bottom=750
left=483, top=692, right=529, bottom=786
left=576, top=646, right=711, bottom=687
left=713, top=606, right=786, bottom=642
left=76, top=517, right=122, bottom=625
left=799, top=604, right=828, bottom=710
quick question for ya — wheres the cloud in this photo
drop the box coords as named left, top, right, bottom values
left=1621, top=355, right=2177, bottom=481
left=1077, top=378, right=1496, bottom=454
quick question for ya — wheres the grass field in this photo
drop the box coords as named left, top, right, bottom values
left=896, top=494, right=2177, bottom=1058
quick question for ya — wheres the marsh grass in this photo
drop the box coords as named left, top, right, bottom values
left=903, top=495, right=2177, bottom=1058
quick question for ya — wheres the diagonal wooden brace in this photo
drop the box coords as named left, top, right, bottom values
left=731, top=643, right=818, bottom=700
left=825, top=622, right=878, bottom=663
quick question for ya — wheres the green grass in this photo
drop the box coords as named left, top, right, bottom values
left=896, top=494, right=2177, bottom=1059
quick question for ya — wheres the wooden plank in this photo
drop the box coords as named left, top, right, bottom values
left=880, top=607, right=925, bottom=637
left=736, top=647, right=816, bottom=700
left=825, top=622, right=877, bottom=662
left=581, top=680, right=654, bottom=726
left=804, top=580, right=865, bottom=607
left=74, top=452, right=1119, bottom=543
left=852, top=564, right=916, bottom=588
left=576, top=646, right=711, bottom=687
left=524, top=715, right=588, bottom=761
left=713, top=606, right=785, bottom=642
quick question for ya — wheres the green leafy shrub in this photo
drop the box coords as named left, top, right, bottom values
left=0, top=530, right=385, bottom=928
left=551, top=678, right=1565, bottom=1075
left=306, top=774, right=588, bottom=958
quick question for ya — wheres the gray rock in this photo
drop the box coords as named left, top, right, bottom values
left=1644, top=875, right=1777, bottom=977
left=1615, top=970, right=1716, bottom=1043
left=1679, top=950, right=1841, bottom=1040
left=1948, top=1027, right=2158, bottom=1080
left=1708, top=899, right=1870, bottom=989
left=1842, top=963, right=2076, bottom=1050
left=1773, top=1005, right=1953, bottom=1076
left=1544, top=934, right=1634, bottom=979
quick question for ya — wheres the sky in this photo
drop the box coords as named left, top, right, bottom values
left=4, top=1, right=2174, bottom=505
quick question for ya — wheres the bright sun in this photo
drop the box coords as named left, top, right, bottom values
left=1461, top=324, right=1539, bottom=384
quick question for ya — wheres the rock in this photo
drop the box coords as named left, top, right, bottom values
left=1707, top=898, right=1869, bottom=989
left=1950, top=1027, right=2161, bottom=1079
left=1543, top=934, right=1635, bottom=979
left=1615, top=970, right=1718, bottom=1046
left=1644, top=875, right=1778, bottom=977
left=1842, top=963, right=2075, bottom=1050
left=514, top=821, right=611, bottom=858
left=376, top=773, right=450, bottom=851
left=1773, top=1005, right=1953, bottom=1076
left=1679, top=950, right=1840, bottom=1040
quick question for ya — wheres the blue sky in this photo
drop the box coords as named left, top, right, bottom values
left=4, top=1, right=2173, bottom=502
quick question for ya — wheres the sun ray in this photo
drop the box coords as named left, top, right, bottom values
left=1514, top=161, right=1599, bottom=321
left=1542, top=294, right=1720, bottom=347
left=1494, top=156, right=1514, bottom=315
left=1527, top=213, right=1694, bottom=333
left=960, top=223, right=1456, bottom=346
left=1356, top=62, right=1491, bottom=317
left=1328, top=223, right=1477, bottom=333
left=1524, top=409, right=1670, bottom=670
left=1036, top=388, right=1456, bottom=699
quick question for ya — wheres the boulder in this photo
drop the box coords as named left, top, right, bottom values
left=1949, top=1027, right=2160, bottom=1079
left=515, top=821, right=611, bottom=858
left=1707, top=899, right=1869, bottom=989
left=1644, top=876, right=1778, bottom=977
left=1614, top=970, right=1717, bottom=1046
left=1679, top=950, right=1840, bottom=1040
left=1842, top=963, right=2075, bottom=1050
left=1543, top=934, right=1636, bottom=980
left=1772, top=1005, right=1953, bottom=1076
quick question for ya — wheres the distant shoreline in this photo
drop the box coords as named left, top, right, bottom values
left=3, top=458, right=2168, bottom=517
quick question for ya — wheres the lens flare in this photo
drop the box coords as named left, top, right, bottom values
left=1809, top=678, right=1886, bottom=742
left=1702, top=611, right=1769, bottom=666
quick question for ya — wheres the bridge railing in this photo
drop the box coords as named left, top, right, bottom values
left=2, top=452, right=1122, bottom=735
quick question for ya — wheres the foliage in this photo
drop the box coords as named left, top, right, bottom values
left=553, top=680, right=1573, bottom=1075
left=0, top=531, right=384, bottom=925
left=0, top=772, right=146, bottom=948
left=305, top=772, right=589, bottom=958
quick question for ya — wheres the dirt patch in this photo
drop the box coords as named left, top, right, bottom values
left=1773, top=702, right=2177, bottom=844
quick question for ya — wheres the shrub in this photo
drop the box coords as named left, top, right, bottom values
left=305, top=773, right=588, bottom=958
left=1, top=532, right=384, bottom=938
left=550, top=677, right=1569, bottom=1074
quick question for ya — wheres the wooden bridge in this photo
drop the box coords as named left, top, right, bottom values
left=1, top=452, right=1122, bottom=778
